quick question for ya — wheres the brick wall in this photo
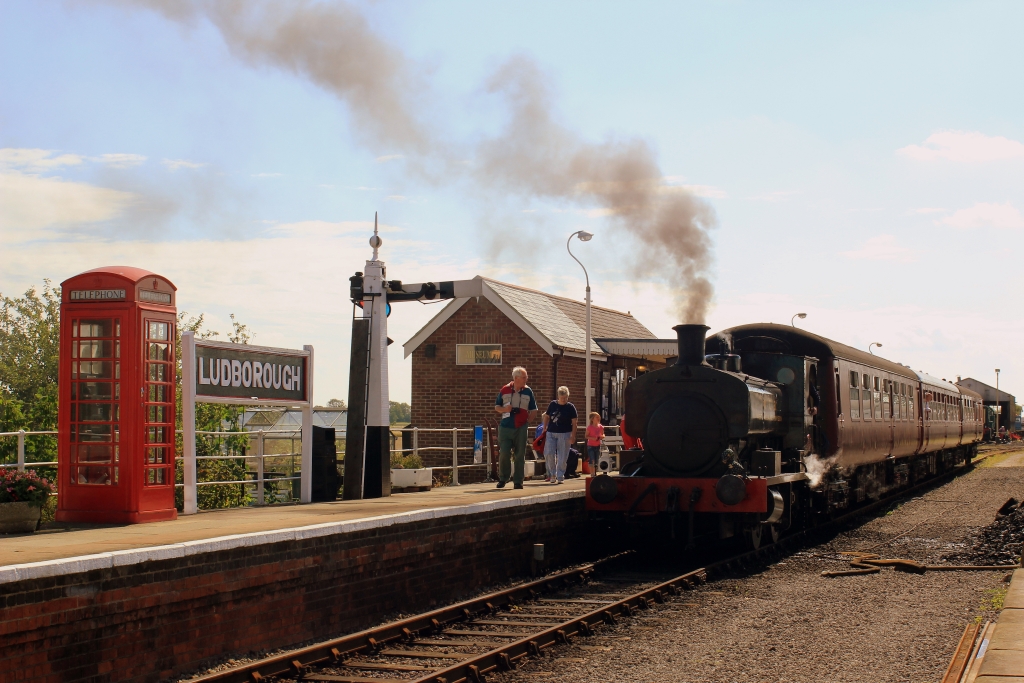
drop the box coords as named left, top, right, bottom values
left=408, top=298, right=669, bottom=470
left=0, top=496, right=608, bottom=683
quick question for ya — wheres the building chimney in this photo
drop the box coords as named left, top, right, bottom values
left=673, top=324, right=710, bottom=366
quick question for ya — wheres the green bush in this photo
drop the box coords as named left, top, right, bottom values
left=390, top=453, right=423, bottom=469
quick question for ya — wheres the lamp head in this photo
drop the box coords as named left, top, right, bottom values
left=576, top=231, right=594, bottom=242
left=796, top=313, right=807, bottom=319
left=874, top=342, right=882, bottom=347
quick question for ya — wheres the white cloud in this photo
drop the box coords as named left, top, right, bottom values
left=0, top=148, right=84, bottom=171
left=0, top=172, right=136, bottom=234
left=162, top=159, right=205, bottom=171
left=252, top=172, right=283, bottom=178
left=940, top=202, right=1024, bottom=229
left=747, top=190, right=799, bottom=202
left=842, top=235, right=916, bottom=263
left=897, top=130, right=1024, bottom=163
left=94, top=153, right=146, bottom=169
left=679, top=184, right=727, bottom=199
left=375, top=154, right=404, bottom=163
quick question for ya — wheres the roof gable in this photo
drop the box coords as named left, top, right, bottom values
left=403, top=276, right=655, bottom=358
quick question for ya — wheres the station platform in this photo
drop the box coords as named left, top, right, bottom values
left=0, top=478, right=598, bottom=683
left=0, top=478, right=586, bottom=570
left=973, top=567, right=1024, bottom=681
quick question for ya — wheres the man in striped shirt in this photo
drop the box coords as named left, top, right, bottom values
left=494, top=366, right=538, bottom=489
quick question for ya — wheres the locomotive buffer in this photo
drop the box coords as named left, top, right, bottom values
left=344, top=215, right=482, bottom=499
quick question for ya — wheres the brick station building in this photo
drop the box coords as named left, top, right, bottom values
left=402, top=276, right=676, bottom=469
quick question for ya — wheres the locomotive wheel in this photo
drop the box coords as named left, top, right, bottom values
left=744, top=524, right=763, bottom=551
left=744, top=523, right=779, bottom=550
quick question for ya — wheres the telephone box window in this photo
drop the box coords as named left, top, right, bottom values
left=143, top=318, right=174, bottom=487
left=69, top=316, right=120, bottom=486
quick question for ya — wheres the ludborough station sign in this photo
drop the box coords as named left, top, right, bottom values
left=180, top=332, right=315, bottom=513
left=195, top=343, right=308, bottom=401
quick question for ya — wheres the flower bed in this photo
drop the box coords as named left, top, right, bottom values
left=0, top=468, right=54, bottom=505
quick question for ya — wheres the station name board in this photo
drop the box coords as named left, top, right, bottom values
left=70, top=289, right=126, bottom=301
left=195, top=343, right=308, bottom=402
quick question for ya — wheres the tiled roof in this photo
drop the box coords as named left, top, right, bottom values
left=483, top=279, right=655, bottom=355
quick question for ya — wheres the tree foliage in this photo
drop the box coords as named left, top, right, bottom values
left=0, top=282, right=60, bottom=466
left=390, top=401, right=411, bottom=424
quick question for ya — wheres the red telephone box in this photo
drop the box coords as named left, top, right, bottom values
left=56, top=266, right=178, bottom=524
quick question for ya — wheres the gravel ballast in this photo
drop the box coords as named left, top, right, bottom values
left=494, top=449, right=1024, bottom=683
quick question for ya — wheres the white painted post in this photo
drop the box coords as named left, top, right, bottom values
left=181, top=331, right=198, bottom=515
left=256, top=429, right=265, bottom=505
left=413, top=427, right=419, bottom=460
left=300, top=344, right=314, bottom=504
left=451, top=427, right=459, bottom=485
left=17, top=430, right=25, bottom=472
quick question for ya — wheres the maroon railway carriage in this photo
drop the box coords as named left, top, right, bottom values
left=586, top=323, right=982, bottom=547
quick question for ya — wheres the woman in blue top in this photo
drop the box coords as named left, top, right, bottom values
left=542, top=386, right=578, bottom=484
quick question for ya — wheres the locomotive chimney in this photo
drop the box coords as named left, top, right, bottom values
left=673, top=324, right=710, bottom=366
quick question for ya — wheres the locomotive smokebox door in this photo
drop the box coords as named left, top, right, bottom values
left=57, top=266, right=178, bottom=524
left=751, top=449, right=782, bottom=476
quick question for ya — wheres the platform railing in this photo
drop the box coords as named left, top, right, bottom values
left=0, top=430, right=58, bottom=472
left=176, top=428, right=308, bottom=506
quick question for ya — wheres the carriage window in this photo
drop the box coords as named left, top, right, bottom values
left=874, top=388, right=882, bottom=419
left=863, top=387, right=873, bottom=420
left=874, top=376, right=880, bottom=391
left=863, top=373, right=870, bottom=388
left=849, top=385, right=860, bottom=419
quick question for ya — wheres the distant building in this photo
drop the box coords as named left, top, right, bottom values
left=956, top=378, right=1019, bottom=430
left=402, top=276, right=674, bottom=468
left=241, top=407, right=347, bottom=432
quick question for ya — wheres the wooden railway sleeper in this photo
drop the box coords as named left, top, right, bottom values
left=289, top=660, right=305, bottom=677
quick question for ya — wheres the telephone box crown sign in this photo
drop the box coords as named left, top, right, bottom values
left=61, top=266, right=177, bottom=308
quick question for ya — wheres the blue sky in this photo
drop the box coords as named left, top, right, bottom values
left=2, top=1, right=1023, bottom=403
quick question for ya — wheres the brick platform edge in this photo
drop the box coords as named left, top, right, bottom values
left=0, top=490, right=605, bottom=683
left=976, top=567, right=1024, bottom=680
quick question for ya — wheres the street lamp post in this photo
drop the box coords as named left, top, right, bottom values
left=568, top=230, right=594, bottom=419
left=868, top=342, right=882, bottom=355
left=791, top=313, right=807, bottom=327
left=996, top=368, right=1001, bottom=431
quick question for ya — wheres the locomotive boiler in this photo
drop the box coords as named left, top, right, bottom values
left=586, top=323, right=983, bottom=548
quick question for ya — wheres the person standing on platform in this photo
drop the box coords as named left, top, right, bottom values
left=494, top=366, right=538, bottom=489
left=542, top=386, right=578, bottom=484
left=585, top=412, right=605, bottom=473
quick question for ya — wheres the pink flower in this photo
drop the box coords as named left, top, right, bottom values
left=5, top=487, right=11, bottom=492
left=27, top=485, right=36, bottom=491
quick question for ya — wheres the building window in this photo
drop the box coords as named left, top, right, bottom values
left=455, top=344, right=502, bottom=365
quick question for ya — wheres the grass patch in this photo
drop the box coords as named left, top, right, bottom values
left=975, top=586, right=1008, bottom=622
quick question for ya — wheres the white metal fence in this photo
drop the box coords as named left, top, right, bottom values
left=0, top=430, right=58, bottom=472
left=2, top=422, right=626, bottom=508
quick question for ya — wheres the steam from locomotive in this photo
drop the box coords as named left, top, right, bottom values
left=111, top=0, right=717, bottom=321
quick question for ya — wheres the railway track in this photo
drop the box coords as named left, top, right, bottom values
left=188, top=554, right=707, bottom=683
left=185, top=458, right=987, bottom=683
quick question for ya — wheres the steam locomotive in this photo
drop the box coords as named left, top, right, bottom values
left=586, top=323, right=984, bottom=548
